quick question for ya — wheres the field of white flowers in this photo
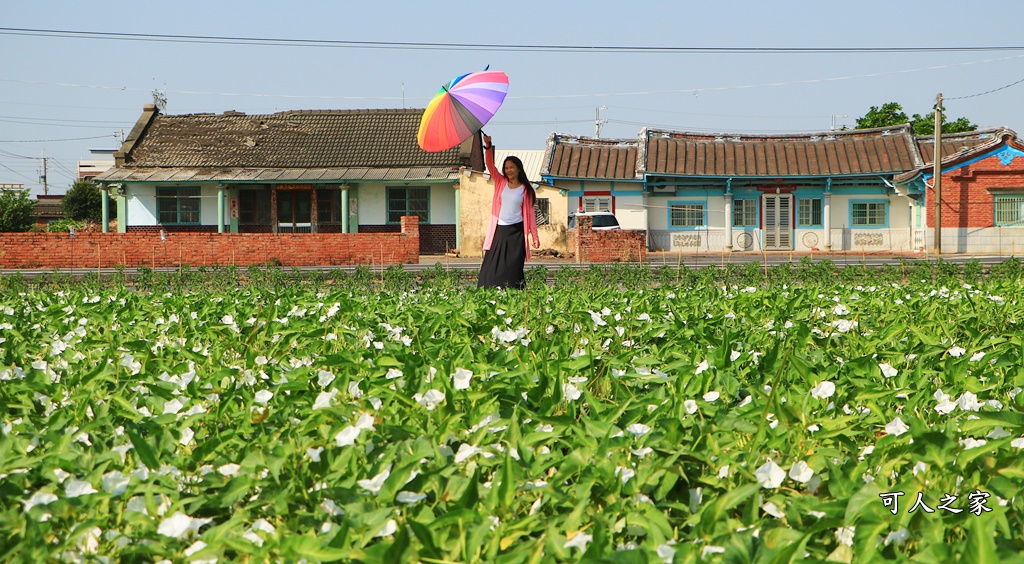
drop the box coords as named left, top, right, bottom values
left=2, top=270, right=1023, bottom=562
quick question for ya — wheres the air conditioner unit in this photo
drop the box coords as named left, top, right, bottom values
left=652, top=186, right=676, bottom=194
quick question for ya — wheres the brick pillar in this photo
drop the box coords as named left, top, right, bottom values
left=310, top=188, right=318, bottom=233
left=575, top=215, right=592, bottom=263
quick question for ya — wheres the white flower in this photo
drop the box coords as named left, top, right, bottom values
left=885, top=417, right=910, bottom=437
left=335, top=426, right=361, bottom=447
left=835, top=526, right=856, bottom=547
left=157, top=512, right=212, bottom=539
left=317, top=370, right=336, bottom=388
left=948, top=346, right=966, bottom=357
left=957, top=392, right=983, bottom=412
left=307, top=446, right=324, bottom=462
left=254, top=390, right=273, bottom=405
left=987, top=426, right=1011, bottom=440
left=562, top=383, right=582, bottom=402
left=414, top=389, right=446, bottom=410
left=615, top=466, right=635, bottom=484
left=755, top=460, right=785, bottom=489
left=385, top=368, right=403, bottom=380
left=77, top=526, right=102, bottom=554
left=563, top=532, right=593, bottom=553
left=703, top=391, right=720, bottom=402
left=357, top=465, right=392, bottom=495
left=320, top=499, right=345, bottom=516
left=832, top=304, right=849, bottom=315
left=789, top=461, right=814, bottom=483
left=1010, top=437, right=1024, bottom=449
left=694, top=360, right=710, bottom=375
left=960, top=437, right=987, bottom=450
left=699, top=545, right=723, bottom=559
left=22, top=491, right=58, bottom=511
left=762, top=501, right=785, bottom=518
left=218, top=463, right=241, bottom=477
left=718, top=465, right=729, bottom=479
left=374, top=519, right=398, bottom=537
left=631, top=446, right=653, bottom=458
left=452, top=368, right=473, bottom=390
left=684, top=399, right=698, bottom=414
left=454, top=443, right=480, bottom=463
left=879, top=363, right=898, bottom=378
left=884, top=528, right=910, bottom=547
left=101, top=471, right=129, bottom=495
left=65, top=479, right=97, bottom=498
left=935, top=398, right=957, bottom=415
left=625, top=423, right=651, bottom=437
left=969, top=351, right=986, bottom=362
left=313, top=389, right=338, bottom=410
left=396, top=491, right=427, bottom=504
left=729, top=350, right=742, bottom=362
left=810, top=381, right=836, bottom=400
left=163, top=398, right=185, bottom=415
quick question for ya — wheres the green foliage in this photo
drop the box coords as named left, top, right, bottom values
left=855, top=101, right=977, bottom=135
left=62, top=179, right=114, bottom=224
left=45, top=218, right=86, bottom=233
left=0, top=189, right=36, bottom=232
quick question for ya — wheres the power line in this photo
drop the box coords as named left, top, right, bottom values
left=3, top=27, right=1024, bottom=54
left=0, top=135, right=115, bottom=143
left=947, top=76, right=1024, bottom=100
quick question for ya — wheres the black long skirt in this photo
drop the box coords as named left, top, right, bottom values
left=478, top=222, right=526, bottom=289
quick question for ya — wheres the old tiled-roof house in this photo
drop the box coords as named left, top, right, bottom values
left=543, top=125, right=926, bottom=253
left=95, top=105, right=474, bottom=253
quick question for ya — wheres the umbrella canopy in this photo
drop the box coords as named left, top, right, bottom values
left=417, top=70, right=509, bottom=152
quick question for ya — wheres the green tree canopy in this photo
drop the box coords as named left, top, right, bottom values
left=62, top=179, right=113, bottom=224
left=855, top=102, right=977, bottom=135
left=0, top=189, right=37, bottom=232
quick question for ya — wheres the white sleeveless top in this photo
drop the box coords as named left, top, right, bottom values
left=498, top=184, right=524, bottom=225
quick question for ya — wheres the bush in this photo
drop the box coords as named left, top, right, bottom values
left=46, top=219, right=86, bottom=233
left=0, top=189, right=36, bottom=232
left=62, top=180, right=114, bottom=224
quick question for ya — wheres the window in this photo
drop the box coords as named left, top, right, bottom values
left=670, top=202, right=705, bottom=228
left=798, top=198, right=823, bottom=227
left=582, top=196, right=612, bottom=213
left=535, top=198, right=550, bottom=226
left=387, top=186, right=429, bottom=224
left=733, top=199, right=757, bottom=227
left=995, top=196, right=1024, bottom=226
left=316, top=188, right=342, bottom=223
left=157, top=187, right=200, bottom=224
left=238, top=188, right=271, bottom=225
left=851, top=201, right=887, bottom=227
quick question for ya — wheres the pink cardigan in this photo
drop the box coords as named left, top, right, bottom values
left=482, top=146, right=540, bottom=261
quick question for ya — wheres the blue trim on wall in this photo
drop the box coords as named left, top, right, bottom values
left=667, top=199, right=708, bottom=230
left=923, top=144, right=1024, bottom=180
left=848, top=199, right=889, bottom=228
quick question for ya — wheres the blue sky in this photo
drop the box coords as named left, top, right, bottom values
left=4, top=1, right=1024, bottom=196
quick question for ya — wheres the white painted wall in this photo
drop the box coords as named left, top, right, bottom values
left=126, top=185, right=157, bottom=226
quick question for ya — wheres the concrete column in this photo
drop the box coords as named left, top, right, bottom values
left=823, top=192, right=832, bottom=251
left=341, top=185, right=350, bottom=233
left=117, top=191, right=127, bottom=233
left=724, top=192, right=734, bottom=251
left=101, top=187, right=110, bottom=233
left=217, top=186, right=226, bottom=234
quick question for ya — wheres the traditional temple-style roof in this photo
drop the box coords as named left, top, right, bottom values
left=540, top=134, right=639, bottom=180
left=641, top=125, right=923, bottom=178
left=914, top=127, right=1017, bottom=167
left=96, top=105, right=469, bottom=183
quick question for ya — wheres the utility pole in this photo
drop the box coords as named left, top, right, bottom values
left=595, top=106, right=608, bottom=138
left=40, top=157, right=48, bottom=195
left=933, top=93, right=942, bottom=255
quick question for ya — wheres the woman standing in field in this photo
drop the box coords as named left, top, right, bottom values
left=477, top=134, right=540, bottom=289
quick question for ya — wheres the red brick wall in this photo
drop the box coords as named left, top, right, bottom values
left=925, top=151, right=1024, bottom=228
left=359, top=224, right=456, bottom=254
left=568, top=216, right=647, bottom=263
left=0, top=216, right=419, bottom=269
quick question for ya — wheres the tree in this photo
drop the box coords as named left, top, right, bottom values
left=0, top=189, right=37, bottom=232
left=855, top=102, right=977, bottom=135
left=62, top=179, right=114, bottom=224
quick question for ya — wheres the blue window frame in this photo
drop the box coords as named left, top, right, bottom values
left=849, top=199, right=888, bottom=228
left=668, top=201, right=706, bottom=230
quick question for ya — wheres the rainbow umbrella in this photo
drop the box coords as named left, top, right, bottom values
left=417, top=69, right=509, bottom=152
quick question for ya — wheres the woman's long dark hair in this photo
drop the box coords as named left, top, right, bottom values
left=502, top=155, right=537, bottom=201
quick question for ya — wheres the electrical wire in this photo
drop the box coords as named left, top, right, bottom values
left=3, top=27, right=1024, bottom=54
left=947, top=76, right=1024, bottom=100
left=0, top=135, right=114, bottom=143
